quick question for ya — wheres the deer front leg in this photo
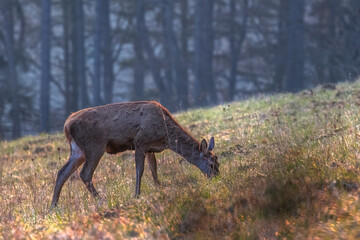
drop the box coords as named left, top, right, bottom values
left=147, top=152, right=160, bottom=186
left=135, top=148, right=146, bottom=197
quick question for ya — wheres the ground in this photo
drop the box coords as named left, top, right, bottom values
left=1, top=81, right=360, bottom=239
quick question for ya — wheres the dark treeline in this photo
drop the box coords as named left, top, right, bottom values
left=0, top=0, right=359, bottom=139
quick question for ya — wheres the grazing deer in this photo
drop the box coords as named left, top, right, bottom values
left=50, top=101, right=219, bottom=208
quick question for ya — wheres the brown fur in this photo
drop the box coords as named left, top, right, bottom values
left=50, top=101, right=219, bottom=208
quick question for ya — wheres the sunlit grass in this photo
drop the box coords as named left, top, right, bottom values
left=2, top=81, right=360, bottom=238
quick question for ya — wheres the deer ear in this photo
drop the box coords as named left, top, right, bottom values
left=200, top=139, right=208, bottom=153
left=208, top=137, right=215, bottom=151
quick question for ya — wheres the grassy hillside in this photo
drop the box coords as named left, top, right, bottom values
left=2, top=81, right=360, bottom=239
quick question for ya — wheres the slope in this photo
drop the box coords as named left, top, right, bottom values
left=1, top=81, right=360, bottom=239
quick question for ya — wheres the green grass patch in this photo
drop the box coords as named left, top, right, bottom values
left=2, top=81, right=360, bottom=238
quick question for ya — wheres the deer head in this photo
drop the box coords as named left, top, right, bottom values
left=197, top=137, right=219, bottom=178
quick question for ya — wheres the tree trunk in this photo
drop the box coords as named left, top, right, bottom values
left=93, top=0, right=102, bottom=106
left=273, top=0, right=288, bottom=92
left=133, top=19, right=145, bottom=101
left=40, top=0, right=51, bottom=133
left=163, top=0, right=188, bottom=109
left=136, top=0, right=169, bottom=108
left=194, top=0, right=206, bottom=106
left=180, top=0, right=189, bottom=109
left=102, top=0, right=113, bottom=104
left=2, top=0, right=21, bottom=138
left=75, top=0, right=89, bottom=108
left=327, top=0, right=340, bottom=83
left=162, top=0, right=174, bottom=98
left=284, top=0, right=305, bottom=92
left=194, top=0, right=216, bottom=106
left=62, top=0, right=71, bottom=117
left=228, top=0, right=248, bottom=101
left=181, top=0, right=188, bottom=60
left=70, top=1, right=78, bottom=111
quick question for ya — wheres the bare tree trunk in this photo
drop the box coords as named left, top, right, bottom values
left=181, top=0, right=188, bottom=60
left=284, top=0, right=305, bottom=92
left=204, top=0, right=216, bottom=105
left=2, top=0, right=21, bottom=138
left=70, top=1, right=78, bottom=111
left=229, top=0, right=238, bottom=101
left=228, top=0, right=248, bottom=101
left=75, top=0, right=89, bottom=108
left=180, top=0, right=189, bottom=109
left=93, top=0, right=102, bottom=106
left=162, top=0, right=174, bottom=98
left=194, top=0, right=206, bottom=106
left=194, top=0, right=216, bottom=106
left=163, top=0, right=188, bottom=109
left=40, top=0, right=51, bottom=133
left=327, top=0, right=340, bottom=84
left=62, top=0, right=71, bottom=117
left=102, top=0, right=113, bottom=104
left=70, top=0, right=79, bottom=112
left=273, top=0, right=287, bottom=92
left=133, top=22, right=145, bottom=101
left=136, top=0, right=169, bottom=108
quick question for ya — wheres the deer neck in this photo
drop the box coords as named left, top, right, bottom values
left=166, top=121, right=201, bottom=166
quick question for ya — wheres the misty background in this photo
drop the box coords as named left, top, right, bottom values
left=0, top=0, right=359, bottom=139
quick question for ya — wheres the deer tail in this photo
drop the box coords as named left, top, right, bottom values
left=64, top=122, right=84, bottom=158
left=64, top=124, right=73, bottom=143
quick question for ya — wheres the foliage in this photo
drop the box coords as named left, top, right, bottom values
left=1, top=81, right=360, bottom=239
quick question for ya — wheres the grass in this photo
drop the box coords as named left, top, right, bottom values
left=2, top=81, right=360, bottom=239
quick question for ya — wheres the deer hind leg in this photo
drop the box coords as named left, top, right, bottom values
left=51, top=140, right=85, bottom=208
left=135, top=147, right=146, bottom=197
left=79, top=144, right=106, bottom=198
left=147, top=152, right=160, bottom=186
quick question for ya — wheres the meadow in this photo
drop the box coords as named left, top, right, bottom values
left=1, top=81, right=360, bottom=239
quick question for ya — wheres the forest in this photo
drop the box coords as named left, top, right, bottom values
left=2, top=1, right=360, bottom=238
left=0, top=0, right=359, bottom=139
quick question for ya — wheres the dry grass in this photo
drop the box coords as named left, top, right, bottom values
left=2, top=81, right=360, bottom=239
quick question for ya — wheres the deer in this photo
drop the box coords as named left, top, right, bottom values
left=50, top=101, right=219, bottom=208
